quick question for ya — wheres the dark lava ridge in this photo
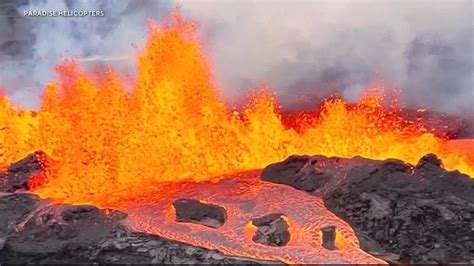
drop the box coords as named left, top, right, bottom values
left=262, top=153, right=474, bottom=263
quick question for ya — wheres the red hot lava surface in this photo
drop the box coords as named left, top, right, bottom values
left=124, top=171, right=385, bottom=264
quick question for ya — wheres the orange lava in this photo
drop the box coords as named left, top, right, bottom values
left=0, top=11, right=472, bottom=206
left=445, top=139, right=474, bottom=160
left=124, top=171, right=385, bottom=264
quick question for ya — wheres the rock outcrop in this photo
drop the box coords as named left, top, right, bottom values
left=251, top=213, right=290, bottom=247
left=172, top=198, right=228, bottom=228
left=0, top=151, right=47, bottom=192
left=261, top=153, right=474, bottom=263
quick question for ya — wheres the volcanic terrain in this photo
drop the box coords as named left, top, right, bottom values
left=1, top=10, right=473, bottom=264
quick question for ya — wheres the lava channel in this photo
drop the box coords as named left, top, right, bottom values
left=123, top=171, right=385, bottom=264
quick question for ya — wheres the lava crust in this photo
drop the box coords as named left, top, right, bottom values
left=0, top=151, right=47, bottom=192
left=173, top=198, right=228, bottom=228
left=251, top=213, right=290, bottom=247
left=262, top=153, right=474, bottom=263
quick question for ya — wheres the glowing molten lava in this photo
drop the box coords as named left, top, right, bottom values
left=0, top=11, right=473, bottom=206
left=125, top=172, right=384, bottom=264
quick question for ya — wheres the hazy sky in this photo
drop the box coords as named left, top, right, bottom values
left=0, top=0, right=472, bottom=117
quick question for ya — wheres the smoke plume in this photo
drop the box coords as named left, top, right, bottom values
left=1, top=0, right=473, bottom=118
left=0, top=0, right=172, bottom=109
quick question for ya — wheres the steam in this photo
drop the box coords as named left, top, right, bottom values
left=175, top=0, right=473, bottom=116
left=1, top=0, right=472, bottom=117
left=0, top=0, right=172, bottom=109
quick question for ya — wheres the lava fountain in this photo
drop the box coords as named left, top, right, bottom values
left=0, top=10, right=473, bottom=264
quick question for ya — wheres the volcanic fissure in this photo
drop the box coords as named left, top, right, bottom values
left=1, top=11, right=473, bottom=264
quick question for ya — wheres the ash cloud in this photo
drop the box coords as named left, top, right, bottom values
left=0, top=0, right=473, bottom=118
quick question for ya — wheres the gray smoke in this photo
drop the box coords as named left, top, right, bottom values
left=0, top=0, right=172, bottom=109
left=176, top=0, right=473, bottom=116
left=1, top=0, right=473, bottom=118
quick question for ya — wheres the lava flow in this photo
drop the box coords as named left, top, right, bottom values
left=125, top=171, right=385, bottom=264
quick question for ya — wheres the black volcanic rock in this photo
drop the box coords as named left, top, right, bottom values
left=0, top=193, right=42, bottom=237
left=261, top=155, right=334, bottom=192
left=4, top=204, right=127, bottom=256
left=415, top=153, right=443, bottom=168
left=321, top=226, right=337, bottom=250
left=251, top=213, right=290, bottom=247
left=261, top=153, right=474, bottom=263
left=324, top=156, right=474, bottom=263
left=0, top=151, right=47, bottom=192
left=0, top=193, right=269, bottom=265
left=173, top=198, right=227, bottom=228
